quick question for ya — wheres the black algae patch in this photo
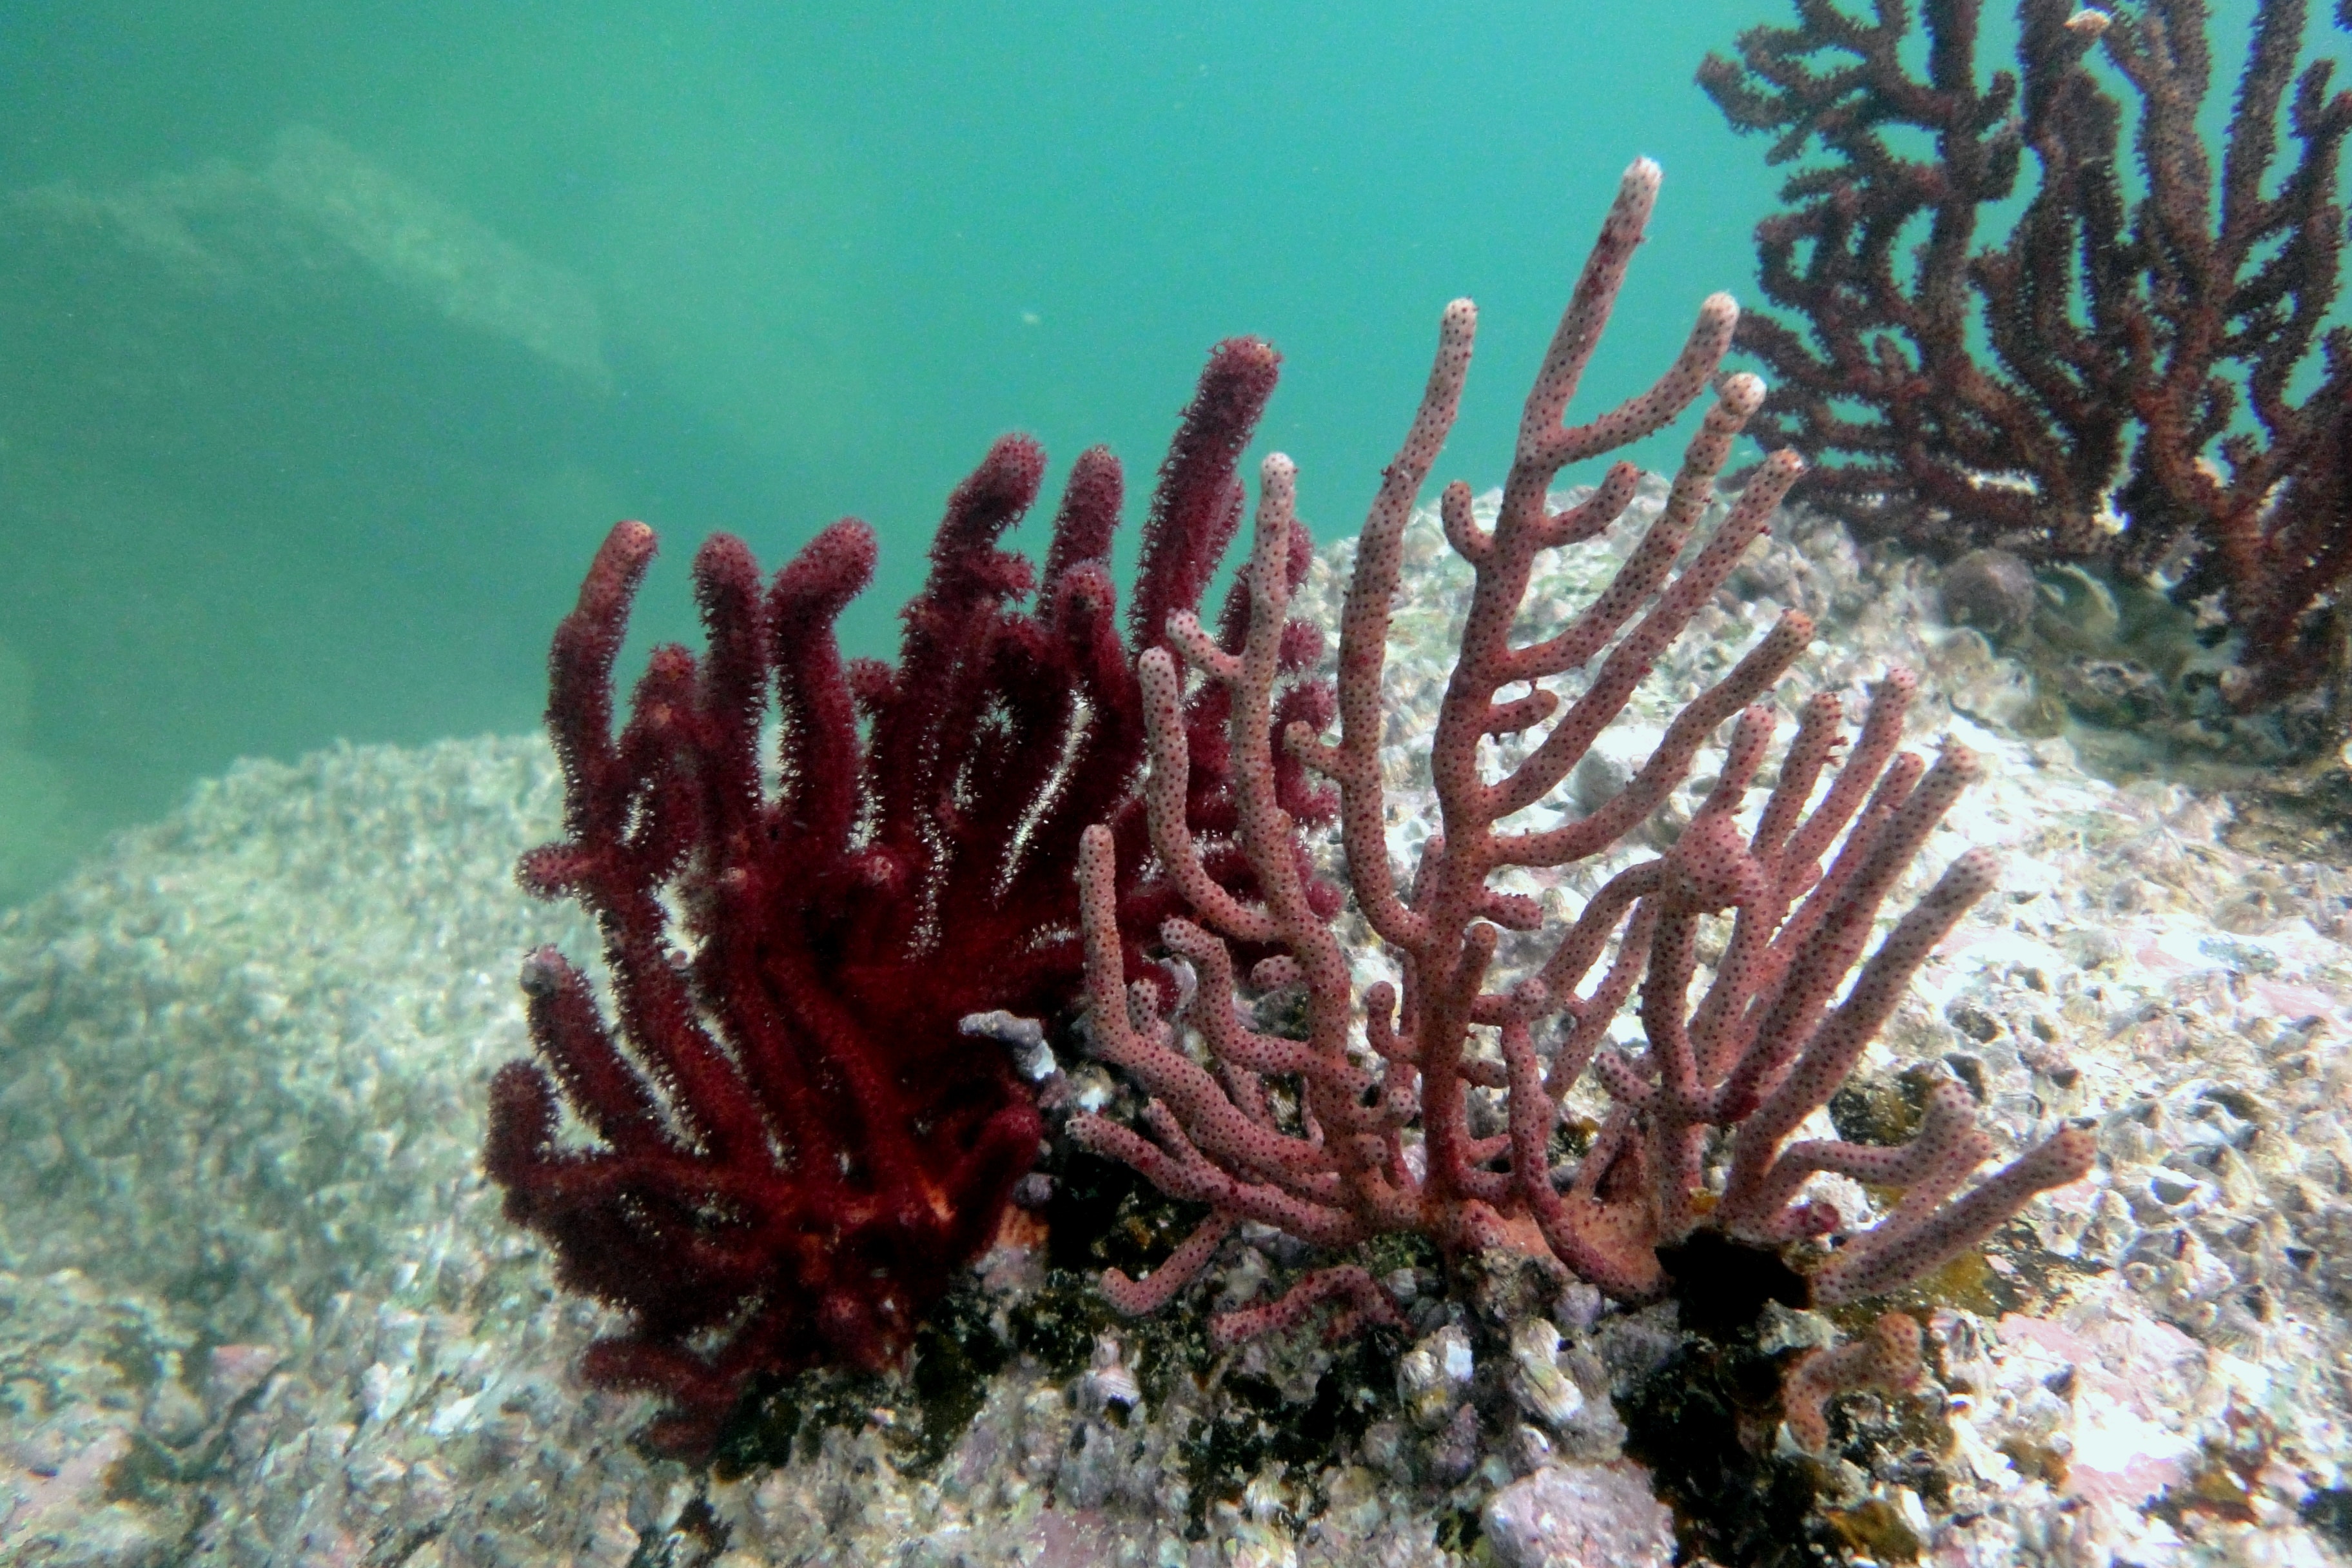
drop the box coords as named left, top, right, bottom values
left=1622, top=1330, right=1839, bottom=1568
left=1171, top=1322, right=1405, bottom=1540
left=1658, top=1230, right=1810, bottom=1338
left=2302, top=1487, right=2352, bottom=1551
left=1624, top=1237, right=1832, bottom=1567
left=1829, top=1069, right=1928, bottom=1146
left=701, top=1131, right=1415, bottom=1544
left=1043, top=1145, right=1211, bottom=1279
left=712, top=1280, right=1015, bottom=1480
left=709, top=1138, right=1218, bottom=1479
left=1001, top=1268, right=1121, bottom=1380
left=1632, top=1230, right=1969, bottom=1567
left=711, top=1359, right=888, bottom=1479
left=1431, top=1503, right=1484, bottom=1556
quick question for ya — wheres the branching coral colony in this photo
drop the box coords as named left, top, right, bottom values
left=1700, top=0, right=2352, bottom=710
left=1070, top=162, right=2096, bottom=1426
left=485, top=340, right=1337, bottom=1456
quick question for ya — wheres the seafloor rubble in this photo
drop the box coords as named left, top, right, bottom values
left=2, top=480, right=2351, bottom=1566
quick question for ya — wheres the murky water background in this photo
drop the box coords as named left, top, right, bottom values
left=0, top=0, right=2280, bottom=905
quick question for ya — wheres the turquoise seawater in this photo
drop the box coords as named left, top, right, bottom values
left=0, top=0, right=2288, bottom=906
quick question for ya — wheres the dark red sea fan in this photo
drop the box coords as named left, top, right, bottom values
left=484, top=339, right=1325, bottom=1455
left=1700, top=0, right=2352, bottom=710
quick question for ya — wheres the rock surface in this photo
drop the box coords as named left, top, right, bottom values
left=1481, top=1462, right=1677, bottom=1568
left=3, top=485, right=2351, bottom=1565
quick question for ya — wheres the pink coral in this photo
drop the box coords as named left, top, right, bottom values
left=1068, top=159, right=2095, bottom=1348
left=1781, top=1310, right=1926, bottom=1453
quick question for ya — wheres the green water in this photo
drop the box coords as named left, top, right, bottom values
left=0, top=0, right=2291, bottom=906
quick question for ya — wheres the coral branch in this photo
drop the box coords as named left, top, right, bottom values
left=1782, top=1311, right=1926, bottom=1453
left=487, top=338, right=1320, bottom=1455
left=1701, top=0, right=2352, bottom=709
left=1073, top=159, right=2096, bottom=1373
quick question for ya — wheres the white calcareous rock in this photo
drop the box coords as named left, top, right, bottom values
left=1481, top=1461, right=1678, bottom=1568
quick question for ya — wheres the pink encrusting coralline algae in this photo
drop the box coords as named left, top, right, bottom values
left=1067, top=159, right=2097, bottom=1378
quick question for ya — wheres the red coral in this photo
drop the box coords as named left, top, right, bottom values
left=484, top=340, right=1320, bottom=1456
left=1700, top=0, right=2352, bottom=709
